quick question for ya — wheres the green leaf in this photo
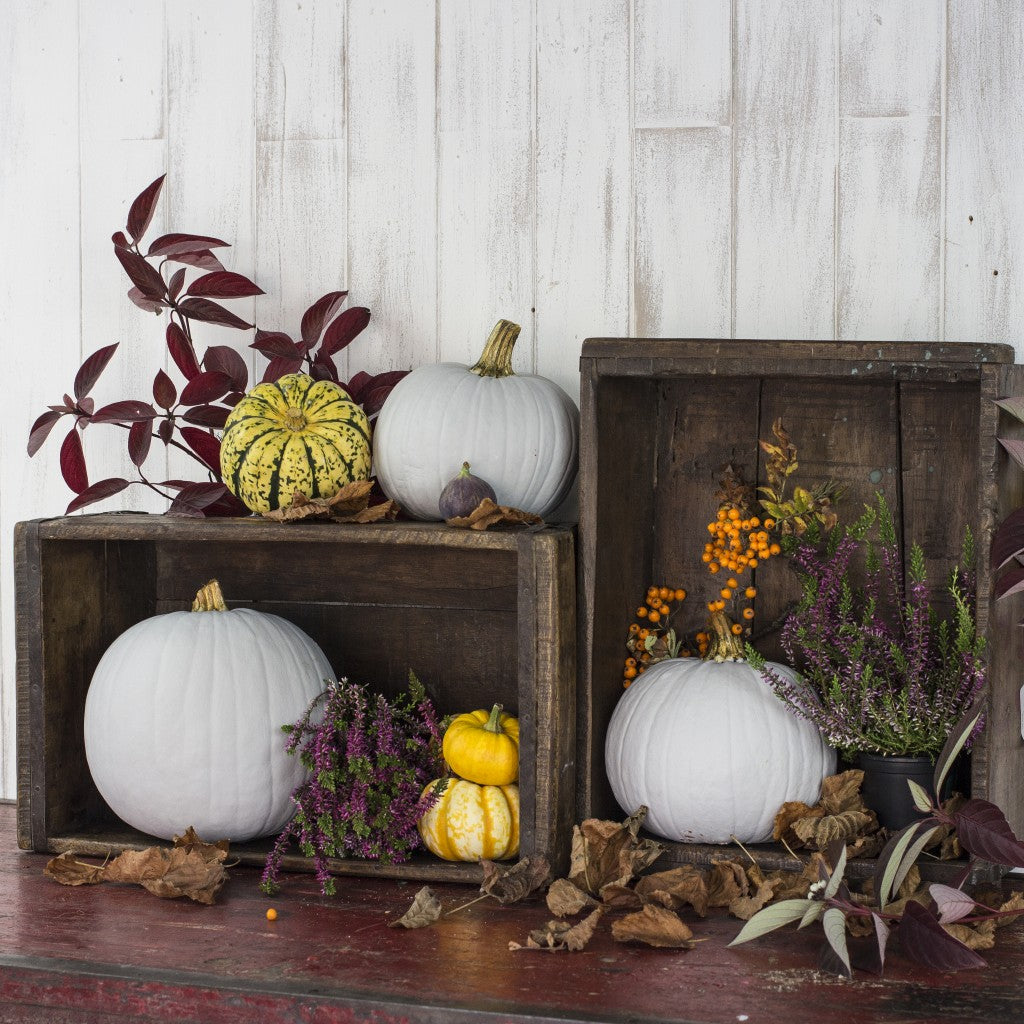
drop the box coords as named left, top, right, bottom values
left=934, top=697, right=985, bottom=798
left=728, top=899, right=816, bottom=946
left=798, top=901, right=825, bottom=929
left=886, top=827, right=939, bottom=908
left=908, top=779, right=933, bottom=814
left=822, top=908, right=852, bottom=977
left=823, top=845, right=847, bottom=900
left=875, top=822, right=923, bottom=908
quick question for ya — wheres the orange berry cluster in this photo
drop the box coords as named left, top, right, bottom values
left=703, top=506, right=781, bottom=577
left=623, top=585, right=686, bottom=688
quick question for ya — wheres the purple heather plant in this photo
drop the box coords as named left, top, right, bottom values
left=260, top=672, right=444, bottom=896
left=751, top=493, right=986, bottom=759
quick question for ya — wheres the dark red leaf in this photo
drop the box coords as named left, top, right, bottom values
left=180, top=426, right=222, bottom=475
left=66, top=477, right=131, bottom=515
left=157, top=419, right=174, bottom=445
left=203, top=489, right=250, bottom=517
left=59, top=428, right=88, bottom=493
left=167, top=482, right=231, bottom=516
left=202, top=345, right=248, bottom=391
left=128, top=420, right=152, bottom=467
left=114, top=245, right=167, bottom=301
left=127, top=287, right=165, bottom=314
left=111, top=231, right=128, bottom=247
left=361, top=380, right=403, bottom=418
left=182, top=404, right=230, bottom=429
left=310, top=352, right=338, bottom=382
left=74, top=344, right=119, bottom=401
left=156, top=479, right=195, bottom=490
left=262, top=355, right=304, bottom=382
left=167, top=268, right=187, bottom=302
left=166, top=322, right=200, bottom=380
left=345, top=370, right=373, bottom=404
left=992, top=506, right=1024, bottom=571
left=223, top=390, right=245, bottom=408
left=169, top=250, right=225, bottom=271
left=27, top=410, right=63, bottom=456
left=177, top=297, right=253, bottom=330
left=153, top=369, right=177, bottom=410
left=186, top=270, right=264, bottom=299
left=79, top=397, right=94, bottom=416
left=952, top=799, right=1024, bottom=867
left=320, top=306, right=370, bottom=356
left=251, top=329, right=300, bottom=358
left=994, top=564, right=1024, bottom=601
left=147, top=232, right=230, bottom=257
left=126, top=174, right=165, bottom=242
left=300, top=291, right=348, bottom=347
left=91, top=401, right=157, bottom=424
left=180, top=371, right=232, bottom=406
left=898, top=901, right=986, bottom=971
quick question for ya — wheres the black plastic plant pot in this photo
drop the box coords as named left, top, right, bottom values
left=857, top=752, right=935, bottom=832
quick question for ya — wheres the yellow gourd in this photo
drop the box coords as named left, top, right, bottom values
left=442, top=704, right=519, bottom=786
left=417, top=778, right=519, bottom=861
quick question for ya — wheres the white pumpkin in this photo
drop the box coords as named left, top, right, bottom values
left=605, top=656, right=835, bottom=844
left=372, top=319, right=579, bottom=520
left=83, top=580, right=331, bottom=842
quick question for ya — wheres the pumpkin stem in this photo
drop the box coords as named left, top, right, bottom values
left=284, top=406, right=308, bottom=431
left=470, top=320, right=520, bottom=378
left=704, top=609, right=746, bottom=661
left=191, top=579, right=228, bottom=612
left=484, top=703, right=505, bottom=733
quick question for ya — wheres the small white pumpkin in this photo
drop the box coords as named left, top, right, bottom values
left=372, top=319, right=579, bottom=520
left=84, top=580, right=331, bottom=842
left=605, top=654, right=835, bottom=844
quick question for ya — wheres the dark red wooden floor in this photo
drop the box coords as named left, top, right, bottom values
left=2, top=803, right=1023, bottom=1023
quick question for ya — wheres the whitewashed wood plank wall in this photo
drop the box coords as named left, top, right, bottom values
left=1, top=0, right=1021, bottom=800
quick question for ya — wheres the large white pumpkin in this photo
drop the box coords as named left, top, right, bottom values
left=605, top=656, right=835, bottom=844
left=84, top=581, right=331, bottom=842
left=372, top=319, right=579, bottom=520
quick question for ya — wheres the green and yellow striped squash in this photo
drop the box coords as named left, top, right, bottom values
left=220, top=373, right=371, bottom=514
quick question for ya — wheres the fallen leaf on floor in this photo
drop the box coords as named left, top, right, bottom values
left=634, top=865, right=709, bottom=918
left=546, top=877, right=598, bottom=917
left=44, top=852, right=105, bottom=886
left=706, top=860, right=748, bottom=908
left=611, top=904, right=696, bottom=949
left=510, top=907, right=603, bottom=952
left=481, top=855, right=552, bottom=903
left=568, top=806, right=664, bottom=896
left=389, top=886, right=443, bottom=929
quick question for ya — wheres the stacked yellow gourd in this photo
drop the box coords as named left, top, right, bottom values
left=417, top=704, right=520, bottom=861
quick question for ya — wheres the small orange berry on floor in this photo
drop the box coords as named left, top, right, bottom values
left=266, top=907, right=278, bottom=921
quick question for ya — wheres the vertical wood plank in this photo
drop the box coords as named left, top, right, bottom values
left=78, top=0, right=168, bottom=511
left=535, top=0, right=631, bottom=401
left=254, top=1, right=347, bottom=377
left=0, top=1, right=82, bottom=799
left=733, top=0, right=835, bottom=339
left=945, top=4, right=1024, bottom=355
left=346, top=0, right=437, bottom=373
left=633, top=0, right=732, bottom=339
left=437, top=0, right=534, bottom=367
left=837, top=0, right=943, bottom=340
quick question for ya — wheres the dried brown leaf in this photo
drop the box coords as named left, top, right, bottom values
left=263, top=481, right=399, bottom=523
left=896, top=865, right=922, bottom=902
left=813, top=811, right=873, bottom=847
left=446, top=497, right=543, bottom=531
left=599, top=883, right=645, bottom=910
left=172, top=826, right=230, bottom=861
left=389, top=886, right=443, bottom=929
left=568, top=808, right=664, bottom=896
left=773, top=801, right=820, bottom=844
left=996, top=890, right=1024, bottom=926
left=844, top=830, right=887, bottom=861
left=728, top=879, right=776, bottom=921
left=611, top=904, right=696, bottom=949
left=510, top=908, right=603, bottom=952
left=634, top=865, right=710, bottom=918
left=762, top=853, right=830, bottom=901
left=706, top=860, right=749, bottom=908
left=546, top=877, right=598, bottom=916
left=481, top=856, right=552, bottom=904
left=819, top=770, right=868, bottom=815
left=44, top=852, right=105, bottom=886
left=104, top=847, right=227, bottom=904
left=944, top=919, right=997, bottom=950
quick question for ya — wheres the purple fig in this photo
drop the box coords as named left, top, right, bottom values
left=439, top=462, right=497, bottom=519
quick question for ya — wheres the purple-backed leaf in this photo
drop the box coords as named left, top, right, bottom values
left=127, top=287, right=165, bottom=314
left=147, top=232, right=230, bottom=257
left=66, top=477, right=131, bottom=515
left=59, top=428, right=88, bottom=493
left=180, top=370, right=232, bottom=407
left=167, top=482, right=230, bottom=517
left=344, top=369, right=373, bottom=403
left=994, top=563, right=1024, bottom=600
left=128, top=420, right=152, bottom=467
left=167, top=267, right=187, bottom=302
left=73, top=343, right=120, bottom=401
left=153, top=369, right=177, bottom=410
left=300, top=290, right=348, bottom=348
left=953, top=799, right=1024, bottom=867
left=182, top=404, right=231, bottom=429
left=177, top=297, right=253, bottom=330
left=873, top=914, right=890, bottom=972
left=898, top=901, right=986, bottom=971
left=991, top=506, right=1024, bottom=570
left=168, top=250, right=225, bottom=272
left=361, top=381, right=402, bottom=418
left=79, top=397, right=94, bottom=416
left=319, top=306, right=370, bottom=356
left=310, top=352, right=338, bottom=382
left=126, top=174, right=165, bottom=242
left=202, top=345, right=248, bottom=391
left=934, top=696, right=986, bottom=798
left=930, top=884, right=977, bottom=925
left=113, top=244, right=166, bottom=302
left=186, top=270, right=264, bottom=299
left=262, top=355, right=304, bottom=382
left=157, top=419, right=174, bottom=445
left=223, top=390, right=245, bottom=408
left=91, top=400, right=157, bottom=424
left=821, top=908, right=851, bottom=977
left=250, top=329, right=300, bottom=359
left=998, top=437, right=1024, bottom=472
left=179, top=426, right=223, bottom=475
left=111, top=231, right=128, bottom=247
left=204, top=489, right=249, bottom=517
left=995, top=396, right=1024, bottom=424
left=874, top=822, right=924, bottom=909
left=166, top=322, right=201, bottom=380
left=27, top=410, right=63, bottom=456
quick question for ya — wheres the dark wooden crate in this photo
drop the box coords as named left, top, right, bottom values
left=578, top=338, right=1024, bottom=875
left=15, top=515, right=576, bottom=883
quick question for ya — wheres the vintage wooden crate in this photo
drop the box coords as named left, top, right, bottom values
left=578, top=338, right=1024, bottom=874
left=15, top=515, right=575, bottom=883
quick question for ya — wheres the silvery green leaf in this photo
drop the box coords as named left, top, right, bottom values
left=886, top=827, right=939, bottom=908
left=798, top=901, right=825, bottom=929
left=875, top=822, right=922, bottom=908
left=823, top=844, right=847, bottom=900
left=873, top=912, right=890, bottom=971
left=822, top=908, right=852, bottom=977
left=930, top=883, right=977, bottom=924
left=908, top=779, right=933, bottom=813
left=934, top=699, right=985, bottom=798
left=728, top=899, right=815, bottom=946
